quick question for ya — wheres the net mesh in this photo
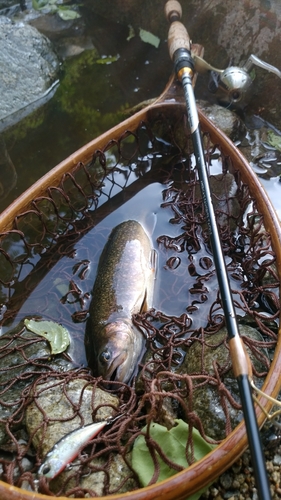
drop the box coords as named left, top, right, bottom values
left=0, top=110, right=279, bottom=497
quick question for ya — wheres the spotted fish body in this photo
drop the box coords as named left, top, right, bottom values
left=37, top=420, right=107, bottom=479
left=85, top=220, right=156, bottom=383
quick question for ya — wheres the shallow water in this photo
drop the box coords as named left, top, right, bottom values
left=1, top=1, right=281, bottom=218
left=0, top=6, right=171, bottom=213
left=0, top=152, right=223, bottom=365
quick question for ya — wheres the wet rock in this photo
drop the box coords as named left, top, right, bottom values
left=179, top=325, right=269, bottom=440
left=238, top=124, right=281, bottom=180
left=0, top=321, right=76, bottom=445
left=52, top=452, right=137, bottom=496
left=25, top=378, right=119, bottom=455
left=10, top=3, right=100, bottom=63
left=25, top=378, right=134, bottom=496
left=0, top=0, right=18, bottom=10
left=195, top=172, right=240, bottom=229
left=157, top=396, right=178, bottom=430
left=51, top=453, right=138, bottom=497
left=53, top=35, right=95, bottom=60
left=219, top=471, right=233, bottom=490
left=0, top=16, right=59, bottom=123
left=0, top=323, right=75, bottom=385
left=27, top=11, right=80, bottom=38
left=198, top=101, right=245, bottom=141
left=273, top=454, right=281, bottom=466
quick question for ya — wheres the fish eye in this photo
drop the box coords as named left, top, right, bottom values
left=42, top=464, right=51, bottom=476
left=99, top=349, right=111, bottom=365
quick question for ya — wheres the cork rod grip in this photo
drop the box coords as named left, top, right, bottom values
left=164, top=0, right=182, bottom=23
left=167, top=21, right=191, bottom=61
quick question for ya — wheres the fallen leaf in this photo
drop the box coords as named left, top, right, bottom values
left=267, top=130, right=281, bottom=151
left=139, top=28, right=160, bottom=48
left=132, top=419, right=215, bottom=499
left=127, top=24, right=135, bottom=42
left=57, top=8, right=81, bottom=20
left=24, top=319, right=70, bottom=354
left=95, top=55, right=120, bottom=65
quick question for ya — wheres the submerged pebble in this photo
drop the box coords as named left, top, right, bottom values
left=198, top=100, right=245, bottom=142
left=25, top=377, right=138, bottom=495
left=51, top=452, right=137, bottom=496
left=178, top=325, right=269, bottom=440
left=0, top=321, right=76, bottom=445
left=26, top=378, right=119, bottom=456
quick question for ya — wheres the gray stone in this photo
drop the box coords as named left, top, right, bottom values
left=52, top=452, right=137, bottom=496
left=179, top=325, right=269, bottom=440
left=25, top=378, right=136, bottom=496
left=0, top=321, right=76, bottom=445
left=198, top=101, right=245, bottom=141
left=0, top=16, right=59, bottom=123
left=0, top=0, right=18, bottom=10
left=219, top=472, right=233, bottom=489
left=273, top=454, right=281, bottom=466
left=25, top=378, right=119, bottom=455
left=195, top=172, right=240, bottom=230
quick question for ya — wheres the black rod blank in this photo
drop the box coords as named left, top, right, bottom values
left=165, top=1, right=272, bottom=498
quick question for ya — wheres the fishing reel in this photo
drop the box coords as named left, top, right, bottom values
left=193, top=52, right=281, bottom=105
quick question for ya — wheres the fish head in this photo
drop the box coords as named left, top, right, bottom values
left=97, top=320, right=144, bottom=383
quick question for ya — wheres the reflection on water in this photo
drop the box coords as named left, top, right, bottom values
left=259, top=176, right=281, bottom=220
left=0, top=136, right=17, bottom=200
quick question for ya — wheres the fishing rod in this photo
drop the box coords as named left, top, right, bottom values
left=164, top=1, right=271, bottom=499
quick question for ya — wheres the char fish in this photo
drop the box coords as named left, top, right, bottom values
left=85, top=220, right=156, bottom=383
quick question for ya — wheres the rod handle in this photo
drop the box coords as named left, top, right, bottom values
left=167, top=20, right=191, bottom=61
left=164, top=0, right=182, bottom=23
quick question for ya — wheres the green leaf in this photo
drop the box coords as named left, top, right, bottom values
left=139, top=28, right=160, bottom=48
left=57, top=7, right=81, bottom=20
left=132, top=419, right=215, bottom=499
left=32, top=0, right=47, bottom=10
left=95, top=54, right=120, bottom=65
left=127, top=24, right=135, bottom=42
left=24, top=319, right=70, bottom=354
left=32, top=0, right=58, bottom=11
left=267, top=130, right=281, bottom=151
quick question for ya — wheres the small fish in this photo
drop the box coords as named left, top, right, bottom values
left=85, top=220, right=156, bottom=383
left=38, top=420, right=107, bottom=480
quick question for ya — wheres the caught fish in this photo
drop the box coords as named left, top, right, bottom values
left=85, top=220, right=156, bottom=383
left=38, top=420, right=107, bottom=480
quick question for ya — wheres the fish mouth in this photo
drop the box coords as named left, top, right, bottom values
left=97, top=320, right=144, bottom=384
left=104, top=351, right=128, bottom=382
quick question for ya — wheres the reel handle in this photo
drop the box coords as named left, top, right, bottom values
left=244, top=54, right=281, bottom=79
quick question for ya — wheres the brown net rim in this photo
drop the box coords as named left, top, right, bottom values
left=0, top=100, right=281, bottom=500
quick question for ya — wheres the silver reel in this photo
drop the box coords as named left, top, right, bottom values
left=193, top=53, right=281, bottom=104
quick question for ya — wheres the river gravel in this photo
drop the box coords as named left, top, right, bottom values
left=202, top=422, right=281, bottom=500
